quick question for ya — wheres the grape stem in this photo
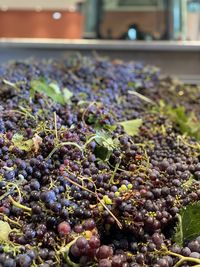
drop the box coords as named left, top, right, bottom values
left=59, top=236, right=80, bottom=267
left=8, top=195, right=32, bottom=213
left=64, top=175, right=122, bottom=229
left=0, top=213, right=21, bottom=227
left=54, top=111, right=58, bottom=142
left=165, top=249, right=200, bottom=267
left=46, top=141, right=83, bottom=160
left=81, top=101, right=97, bottom=126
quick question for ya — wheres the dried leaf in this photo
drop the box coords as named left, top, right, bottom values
left=32, top=134, right=43, bottom=153
left=0, top=220, right=11, bottom=241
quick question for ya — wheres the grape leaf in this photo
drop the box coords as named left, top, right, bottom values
left=0, top=221, right=11, bottom=241
left=119, top=119, right=143, bottom=136
left=93, top=131, right=119, bottom=160
left=63, top=88, right=73, bottom=103
left=160, top=104, right=200, bottom=140
left=95, top=131, right=119, bottom=150
left=12, top=133, right=34, bottom=152
left=31, top=80, right=73, bottom=105
left=174, top=201, right=200, bottom=246
left=94, top=146, right=111, bottom=161
left=128, top=81, right=142, bottom=89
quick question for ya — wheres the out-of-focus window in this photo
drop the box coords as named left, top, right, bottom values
left=84, top=0, right=200, bottom=41
left=187, top=0, right=200, bottom=40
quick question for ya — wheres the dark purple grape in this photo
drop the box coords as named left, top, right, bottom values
left=98, top=259, right=112, bottom=267
left=76, top=237, right=88, bottom=249
left=96, top=246, right=113, bottom=259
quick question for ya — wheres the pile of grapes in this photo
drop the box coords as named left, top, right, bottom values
left=0, top=54, right=200, bottom=267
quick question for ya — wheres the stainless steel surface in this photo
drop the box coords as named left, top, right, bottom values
left=0, top=38, right=200, bottom=50
left=0, top=39, right=199, bottom=84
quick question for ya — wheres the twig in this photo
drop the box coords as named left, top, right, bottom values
left=128, top=90, right=156, bottom=105
left=46, top=141, right=83, bottom=160
left=64, top=174, right=123, bottom=229
left=161, top=247, right=200, bottom=267
left=8, top=195, right=32, bottom=213
left=54, top=111, right=58, bottom=142
left=82, top=101, right=96, bottom=126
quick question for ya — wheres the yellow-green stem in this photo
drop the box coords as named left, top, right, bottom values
left=8, top=195, right=32, bottom=213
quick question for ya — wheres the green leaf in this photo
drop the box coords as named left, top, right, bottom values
left=31, top=80, right=73, bottom=105
left=87, top=114, right=97, bottom=124
left=95, top=131, right=119, bottom=150
left=78, top=92, right=88, bottom=100
left=175, top=106, right=187, bottom=122
left=128, top=81, right=142, bottom=89
left=174, top=201, right=200, bottom=246
left=119, top=119, right=143, bottom=136
left=12, top=133, right=34, bottom=152
left=63, top=88, right=73, bottom=103
left=0, top=221, right=11, bottom=241
left=94, top=145, right=111, bottom=161
left=77, top=100, right=90, bottom=106
left=104, top=124, right=117, bottom=132
left=160, top=103, right=200, bottom=141
left=93, top=131, right=119, bottom=161
left=174, top=214, right=183, bottom=246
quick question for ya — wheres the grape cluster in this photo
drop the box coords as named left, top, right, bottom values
left=0, top=55, right=199, bottom=266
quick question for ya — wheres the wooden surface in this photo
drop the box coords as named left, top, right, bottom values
left=0, top=10, right=83, bottom=38
left=101, top=10, right=166, bottom=38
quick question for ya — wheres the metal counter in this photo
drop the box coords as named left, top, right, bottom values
left=0, top=39, right=200, bottom=84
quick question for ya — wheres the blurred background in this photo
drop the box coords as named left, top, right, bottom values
left=0, top=0, right=199, bottom=40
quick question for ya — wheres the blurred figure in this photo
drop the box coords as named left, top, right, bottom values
left=120, top=23, right=145, bottom=40
left=106, top=28, right=113, bottom=39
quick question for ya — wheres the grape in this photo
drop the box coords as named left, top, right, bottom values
left=188, top=240, right=200, bottom=252
left=4, top=170, right=15, bottom=180
left=70, top=244, right=81, bottom=258
left=190, top=252, right=200, bottom=259
left=89, top=235, right=100, bottom=248
left=83, top=218, right=95, bottom=230
left=111, top=255, right=123, bottom=267
left=40, top=190, right=56, bottom=203
left=0, top=55, right=199, bottom=266
left=181, top=247, right=191, bottom=256
left=57, top=221, right=71, bottom=236
left=196, top=236, right=200, bottom=243
left=76, top=237, right=88, bottom=249
left=98, top=259, right=112, bottom=267
left=4, top=258, right=16, bottom=267
left=152, top=233, right=164, bottom=248
left=156, top=258, right=169, bottom=267
left=18, top=254, right=32, bottom=267
left=96, top=246, right=113, bottom=259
